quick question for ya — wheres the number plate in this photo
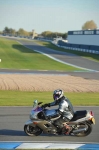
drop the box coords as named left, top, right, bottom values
left=92, top=117, right=95, bottom=124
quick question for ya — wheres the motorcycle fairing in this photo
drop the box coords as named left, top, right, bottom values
left=36, top=120, right=57, bottom=134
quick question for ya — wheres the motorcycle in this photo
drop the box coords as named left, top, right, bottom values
left=24, top=100, right=95, bottom=137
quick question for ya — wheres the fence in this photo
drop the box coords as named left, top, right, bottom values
left=58, top=40, right=99, bottom=54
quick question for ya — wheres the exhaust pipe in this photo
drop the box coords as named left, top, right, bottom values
left=73, top=128, right=87, bottom=133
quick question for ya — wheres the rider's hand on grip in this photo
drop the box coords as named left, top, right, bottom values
left=42, top=103, right=50, bottom=108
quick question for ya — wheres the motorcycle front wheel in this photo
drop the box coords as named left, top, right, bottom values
left=24, top=125, right=42, bottom=136
left=73, top=123, right=92, bottom=137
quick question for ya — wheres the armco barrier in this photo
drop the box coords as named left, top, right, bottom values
left=58, top=40, right=99, bottom=54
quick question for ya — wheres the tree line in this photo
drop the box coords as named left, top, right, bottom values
left=0, top=20, right=98, bottom=39
left=41, top=31, right=67, bottom=39
left=0, top=27, right=68, bottom=39
left=2, top=27, right=33, bottom=37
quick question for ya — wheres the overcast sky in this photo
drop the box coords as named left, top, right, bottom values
left=0, top=0, right=99, bottom=34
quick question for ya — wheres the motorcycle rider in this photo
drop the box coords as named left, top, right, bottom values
left=42, top=89, right=74, bottom=134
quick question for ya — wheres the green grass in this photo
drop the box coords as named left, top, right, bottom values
left=0, top=90, right=99, bottom=106
left=34, top=40, right=99, bottom=62
left=0, top=37, right=83, bottom=71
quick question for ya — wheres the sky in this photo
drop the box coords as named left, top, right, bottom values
left=0, top=0, right=99, bottom=34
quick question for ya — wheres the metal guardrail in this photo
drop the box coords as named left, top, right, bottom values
left=57, top=40, right=99, bottom=54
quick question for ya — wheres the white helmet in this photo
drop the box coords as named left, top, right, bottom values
left=53, top=89, right=63, bottom=101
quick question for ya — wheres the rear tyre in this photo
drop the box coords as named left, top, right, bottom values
left=24, top=125, right=42, bottom=136
left=74, top=123, right=92, bottom=137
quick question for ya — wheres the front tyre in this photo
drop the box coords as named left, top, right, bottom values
left=74, top=123, right=92, bottom=137
left=24, top=125, right=42, bottom=136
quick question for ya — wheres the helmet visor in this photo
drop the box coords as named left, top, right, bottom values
left=53, top=94, right=59, bottom=100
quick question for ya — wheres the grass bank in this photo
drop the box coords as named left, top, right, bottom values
left=0, top=37, right=82, bottom=71
left=34, top=40, right=99, bottom=62
left=0, top=90, right=99, bottom=106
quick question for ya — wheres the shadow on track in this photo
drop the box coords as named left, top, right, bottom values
left=0, top=129, right=26, bottom=136
left=0, top=129, right=71, bottom=137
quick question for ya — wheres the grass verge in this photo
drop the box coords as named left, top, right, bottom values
left=0, top=90, right=99, bottom=106
left=0, top=37, right=82, bottom=71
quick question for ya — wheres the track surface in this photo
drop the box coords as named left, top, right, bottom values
left=18, top=39, right=99, bottom=71
left=0, top=69, right=99, bottom=80
left=0, top=106, right=98, bottom=142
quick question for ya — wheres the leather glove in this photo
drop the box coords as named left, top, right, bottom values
left=42, top=103, right=50, bottom=108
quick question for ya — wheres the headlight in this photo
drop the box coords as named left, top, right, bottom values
left=30, top=111, right=38, bottom=119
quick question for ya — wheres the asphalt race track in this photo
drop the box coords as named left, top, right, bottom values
left=0, top=69, right=99, bottom=80
left=0, top=106, right=98, bottom=142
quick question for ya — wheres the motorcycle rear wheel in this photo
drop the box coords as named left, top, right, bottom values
left=74, top=123, right=92, bottom=137
left=24, top=125, right=42, bottom=136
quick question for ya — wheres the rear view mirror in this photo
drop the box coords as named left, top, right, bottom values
left=38, top=102, right=43, bottom=105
